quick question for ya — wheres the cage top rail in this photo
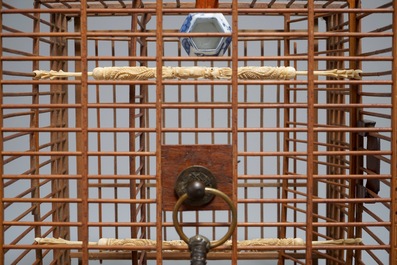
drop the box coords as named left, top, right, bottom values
left=33, top=0, right=350, bottom=8
left=9, top=1, right=354, bottom=16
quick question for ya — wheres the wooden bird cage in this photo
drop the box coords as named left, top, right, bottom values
left=1, top=0, right=396, bottom=264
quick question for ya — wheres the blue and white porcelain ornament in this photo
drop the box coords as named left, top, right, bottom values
left=180, top=13, right=232, bottom=56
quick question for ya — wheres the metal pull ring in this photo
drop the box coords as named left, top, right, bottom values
left=172, top=187, right=237, bottom=249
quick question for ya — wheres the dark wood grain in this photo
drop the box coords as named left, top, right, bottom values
left=161, top=145, right=233, bottom=211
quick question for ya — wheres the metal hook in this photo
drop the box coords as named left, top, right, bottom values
left=172, top=187, right=237, bottom=249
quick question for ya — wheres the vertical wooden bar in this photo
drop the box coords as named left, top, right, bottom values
left=129, top=4, right=139, bottom=263
left=210, top=53, right=216, bottom=241
left=260, top=39, right=266, bottom=240
left=59, top=13, right=70, bottom=262
left=352, top=2, right=364, bottom=260
left=32, top=2, right=43, bottom=264
left=73, top=16, right=84, bottom=261
left=280, top=14, right=291, bottom=265
left=141, top=13, right=150, bottom=247
left=93, top=39, right=103, bottom=246
left=312, top=17, right=319, bottom=265
left=0, top=0, right=4, bottom=263
left=178, top=28, right=183, bottom=146
left=293, top=42, right=298, bottom=247
left=391, top=1, right=397, bottom=264
left=155, top=0, right=163, bottom=264
left=243, top=39, right=248, bottom=241
left=231, top=0, right=238, bottom=264
left=79, top=1, right=89, bottom=264
left=306, top=1, right=315, bottom=264
left=111, top=39, right=119, bottom=241
left=347, top=1, right=361, bottom=264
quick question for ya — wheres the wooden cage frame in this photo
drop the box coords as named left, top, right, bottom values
left=1, top=0, right=396, bottom=264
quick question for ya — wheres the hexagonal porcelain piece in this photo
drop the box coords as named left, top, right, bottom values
left=180, top=13, right=232, bottom=56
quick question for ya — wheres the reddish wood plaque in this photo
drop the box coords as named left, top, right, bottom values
left=161, top=145, right=233, bottom=211
left=195, top=0, right=219, bottom=8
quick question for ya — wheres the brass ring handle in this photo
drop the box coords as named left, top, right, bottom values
left=172, top=187, right=237, bottom=249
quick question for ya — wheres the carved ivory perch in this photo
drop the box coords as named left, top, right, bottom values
left=33, top=66, right=362, bottom=80
left=35, top=237, right=362, bottom=251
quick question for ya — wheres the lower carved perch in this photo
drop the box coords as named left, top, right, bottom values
left=35, top=237, right=362, bottom=251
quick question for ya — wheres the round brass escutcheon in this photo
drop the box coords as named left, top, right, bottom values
left=174, top=166, right=217, bottom=207
left=173, top=187, right=237, bottom=249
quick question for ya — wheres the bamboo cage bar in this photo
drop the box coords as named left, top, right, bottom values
left=1, top=0, right=396, bottom=265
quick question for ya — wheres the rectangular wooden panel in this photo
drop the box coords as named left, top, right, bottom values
left=161, top=145, right=233, bottom=211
